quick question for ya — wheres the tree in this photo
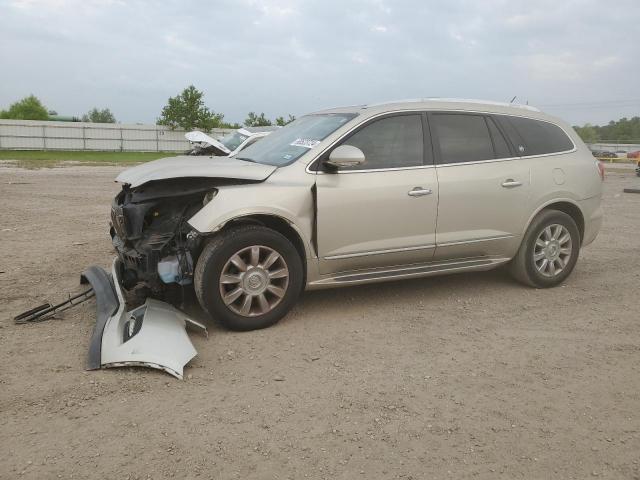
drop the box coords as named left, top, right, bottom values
left=0, top=95, right=49, bottom=120
left=157, top=85, right=224, bottom=131
left=574, top=116, right=640, bottom=143
left=244, top=112, right=272, bottom=127
left=275, top=114, right=296, bottom=126
left=574, top=123, right=598, bottom=143
left=82, top=107, right=116, bottom=123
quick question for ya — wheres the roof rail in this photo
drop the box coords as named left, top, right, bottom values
left=365, top=98, right=541, bottom=112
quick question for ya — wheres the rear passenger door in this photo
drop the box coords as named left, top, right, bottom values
left=430, top=112, right=531, bottom=260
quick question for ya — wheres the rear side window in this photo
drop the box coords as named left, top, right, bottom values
left=341, top=114, right=424, bottom=170
left=431, top=114, right=494, bottom=164
left=497, top=115, right=574, bottom=156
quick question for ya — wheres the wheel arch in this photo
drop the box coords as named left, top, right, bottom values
left=223, top=214, right=309, bottom=286
left=525, top=199, right=585, bottom=242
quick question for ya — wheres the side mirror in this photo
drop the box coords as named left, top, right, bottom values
left=324, top=145, right=365, bottom=169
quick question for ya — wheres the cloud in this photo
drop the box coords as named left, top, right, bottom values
left=0, top=0, right=638, bottom=125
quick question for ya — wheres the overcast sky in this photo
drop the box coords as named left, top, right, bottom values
left=1, top=0, right=639, bottom=126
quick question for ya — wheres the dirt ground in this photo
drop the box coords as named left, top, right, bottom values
left=1, top=165, right=639, bottom=480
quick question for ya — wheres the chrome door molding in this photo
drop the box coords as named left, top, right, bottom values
left=436, top=234, right=515, bottom=248
left=324, top=243, right=436, bottom=260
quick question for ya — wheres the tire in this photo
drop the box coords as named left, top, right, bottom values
left=194, top=225, right=303, bottom=331
left=509, top=209, right=581, bottom=288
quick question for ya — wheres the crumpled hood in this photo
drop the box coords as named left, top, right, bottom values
left=116, top=155, right=277, bottom=187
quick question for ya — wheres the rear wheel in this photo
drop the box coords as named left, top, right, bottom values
left=509, top=209, right=581, bottom=288
left=194, top=225, right=303, bottom=331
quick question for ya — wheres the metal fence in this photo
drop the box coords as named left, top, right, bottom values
left=0, top=119, right=233, bottom=152
left=587, top=142, right=640, bottom=153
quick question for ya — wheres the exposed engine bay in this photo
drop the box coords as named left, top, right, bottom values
left=110, top=177, right=256, bottom=300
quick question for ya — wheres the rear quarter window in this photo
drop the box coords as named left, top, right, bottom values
left=496, top=115, right=574, bottom=156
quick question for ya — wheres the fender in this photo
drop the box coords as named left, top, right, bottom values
left=187, top=182, right=316, bottom=260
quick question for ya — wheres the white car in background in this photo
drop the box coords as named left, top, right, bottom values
left=185, top=126, right=279, bottom=156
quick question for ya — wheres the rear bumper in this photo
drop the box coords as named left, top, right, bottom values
left=579, top=195, right=603, bottom=247
left=81, top=259, right=205, bottom=379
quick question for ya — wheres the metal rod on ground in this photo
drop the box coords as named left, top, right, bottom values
left=14, top=288, right=95, bottom=324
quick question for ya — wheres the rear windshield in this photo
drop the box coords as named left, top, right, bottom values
left=233, top=113, right=357, bottom=166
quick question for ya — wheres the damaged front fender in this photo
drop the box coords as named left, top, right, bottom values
left=187, top=180, right=316, bottom=259
left=82, top=260, right=206, bottom=379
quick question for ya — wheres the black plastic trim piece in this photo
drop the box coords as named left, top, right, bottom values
left=81, top=266, right=119, bottom=370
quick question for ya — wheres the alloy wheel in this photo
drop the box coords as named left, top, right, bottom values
left=219, top=245, right=290, bottom=317
left=533, top=224, right=573, bottom=278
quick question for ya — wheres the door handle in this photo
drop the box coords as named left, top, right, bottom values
left=408, top=187, right=432, bottom=197
left=501, top=179, right=523, bottom=188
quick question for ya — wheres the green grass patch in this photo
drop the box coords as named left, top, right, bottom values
left=0, top=150, right=178, bottom=169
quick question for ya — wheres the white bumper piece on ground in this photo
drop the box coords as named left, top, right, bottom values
left=82, top=259, right=206, bottom=379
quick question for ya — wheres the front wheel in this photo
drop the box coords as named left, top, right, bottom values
left=194, top=225, right=303, bottom=331
left=509, top=209, right=581, bottom=288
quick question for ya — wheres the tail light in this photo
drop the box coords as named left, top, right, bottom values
left=596, top=160, right=605, bottom=181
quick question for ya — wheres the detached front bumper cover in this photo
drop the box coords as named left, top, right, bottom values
left=81, top=260, right=206, bottom=379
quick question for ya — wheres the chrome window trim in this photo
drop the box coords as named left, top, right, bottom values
left=322, top=164, right=436, bottom=175
left=324, top=243, right=436, bottom=260
left=436, top=147, right=577, bottom=168
left=305, top=107, right=577, bottom=174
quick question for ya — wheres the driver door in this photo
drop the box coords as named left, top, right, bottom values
left=315, top=113, right=439, bottom=275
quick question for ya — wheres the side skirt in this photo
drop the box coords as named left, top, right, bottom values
left=306, top=256, right=510, bottom=290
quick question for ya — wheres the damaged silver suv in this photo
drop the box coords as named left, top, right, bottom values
left=111, top=99, right=604, bottom=331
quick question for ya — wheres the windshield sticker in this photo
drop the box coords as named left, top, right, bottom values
left=290, top=138, right=320, bottom=149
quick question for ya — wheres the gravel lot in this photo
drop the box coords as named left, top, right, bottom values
left=1, top=165, right=639, bottom=479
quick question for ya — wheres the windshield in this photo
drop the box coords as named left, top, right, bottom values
left=234, top=113, right=357, bottom=166
left=220, top=131, right=249, bottom=151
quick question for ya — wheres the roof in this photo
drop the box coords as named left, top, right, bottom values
left=312, top=98, right=548, bottom=119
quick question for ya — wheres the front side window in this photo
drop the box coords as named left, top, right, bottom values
left=432, top=114, right=494, bottom=164
left=339, top=114, right=424, bottom=170
left=234, top=113, right=356, bottom=166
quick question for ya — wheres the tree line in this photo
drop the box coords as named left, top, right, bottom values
left=0, top=86, right=295, bottom=131
left=573, top=117, right=640, bottom=144
left=0, top=95, right=116, bottom=123
left=4, top=90, right=637, bottom=141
